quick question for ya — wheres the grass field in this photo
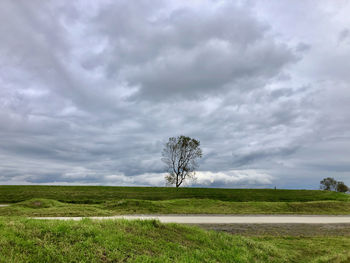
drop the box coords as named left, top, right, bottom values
left=1, top=185, right=348, bottom=203
left=1, top=186, right=350, bottom=262
left=2, top=198, right=350, bottom=216
left=0, top=218, right=349, bottom=263
left=1, top=186, right=350, bottom=216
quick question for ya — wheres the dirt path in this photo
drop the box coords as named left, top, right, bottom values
left=32, top=215, right=350, bottom=224
left=0, top=205, right=9, bottom=207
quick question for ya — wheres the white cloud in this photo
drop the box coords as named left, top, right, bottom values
left=193, top=170, right=273, bottom=187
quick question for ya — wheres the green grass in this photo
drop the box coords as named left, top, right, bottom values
left=199, top=223, right=350, bottom=237
left=0, top=218, right=349, bottom=263
left=1, top=186, right=349, bottom=216
left=2, top=186, right=349, bottom=262
left=2, top=198, right=350, bottom=216
left=1, top=185, right=349, bottom=204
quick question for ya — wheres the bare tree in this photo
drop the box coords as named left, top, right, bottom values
left=162, top=135, right=202, bottom=188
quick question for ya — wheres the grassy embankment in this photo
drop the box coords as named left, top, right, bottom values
left=0, top=218, right=350, bottom=263
left=1, top=186, right=349, bottom=216
left=1, top=185, right=348, bottom=203
left=2, top=198, right=350, bottom=216
left=1, top=186, right=350, bottom=262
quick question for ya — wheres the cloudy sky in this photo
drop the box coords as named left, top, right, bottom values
left=0, top=0, right=349, bottom=189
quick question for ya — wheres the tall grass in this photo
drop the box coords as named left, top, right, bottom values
left=0, top=218, right=349, bottom=262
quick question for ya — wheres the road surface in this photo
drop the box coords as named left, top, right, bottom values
left=32, top=215, right=350, bottom=224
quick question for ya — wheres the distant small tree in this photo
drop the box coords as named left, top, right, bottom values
left=162, top=135, right=202, bottom=188
left=336, top=181, right=349, bottom=193
left=320, top=177, right=337, bottom=191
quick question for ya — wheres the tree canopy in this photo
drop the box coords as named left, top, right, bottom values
left=320, top=177, right=348, bottom=193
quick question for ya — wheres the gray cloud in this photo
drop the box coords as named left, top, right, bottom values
left=90, top=1, right=296, bottom=99
left=0, top=0, right=349, bottom=188
left=338, top=29, right=350, bottom=43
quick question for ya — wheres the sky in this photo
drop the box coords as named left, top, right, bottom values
left=0, top=0, right=349, bottom=189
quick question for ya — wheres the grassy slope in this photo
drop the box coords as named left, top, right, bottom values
left=1, top=185, right=348, bottom=203
left=0, top=218, right=350, bottom=263
left=1, top=186, right=349, bottom=216
left=199, top=223, right=350, bottom=237
left=1, top=198, right=350, bottom=216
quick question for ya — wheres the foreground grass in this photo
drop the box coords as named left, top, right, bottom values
left=0, top=218, right=350, bottom=263
left=1, top=198, right=350, bottom=216
left=1, top=185, right=348, bottom=204
left=199, top=223, right=350, bottom=237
